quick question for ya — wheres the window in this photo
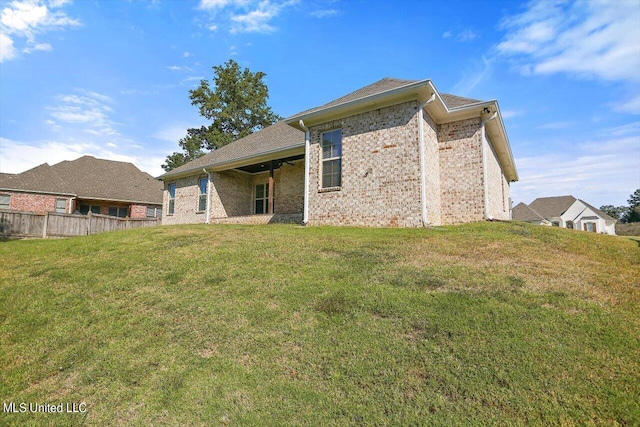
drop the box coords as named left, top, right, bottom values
left=584, top=222, right=596, bottom=233
left=55, top=198, right=67, bottom=213
left=0, top=194, right=10, bottom=210
left=566, top=221, right=574, bottom=229
left=321, top=129, right=342, bottom=188
left=168, top=183, right=176, bottom=215
left=146, top=206, right=159, bottom=218
left=108, top=206, right=128, bottom=218
left=551, top=221, right=560, bottom=227
left=79, top=204, right=100, bottom=215
left=198, top=177, right=208, bottom=212
left=254, top=183, right=270, bottom=214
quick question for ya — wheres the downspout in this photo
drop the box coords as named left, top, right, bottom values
left=418, top=93, right=436, bottom=227
left=202, top=168, right=211, bottom=224
left=481, top=112, right=498, bottom=220
left=299, top=120, right=310, bottom=225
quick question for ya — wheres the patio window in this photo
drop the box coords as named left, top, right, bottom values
left=584, top=222, right=596, bottom=232
left=168, top=183, right=176, bottom=215
left=321, top=129, right=342, bottom=189
left=198, top=177, right=208, bottom=212
left=108, top=206, right=128, bottom=218
left=255, top=183, right=270, bottom=214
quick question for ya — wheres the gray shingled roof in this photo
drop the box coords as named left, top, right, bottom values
left=0, top=156, right=163, bottom=204
left=293, top=78, right=481, bottom=117
left=528, top=195, right=615, bottom=222
left=528, top=196, right=577, bottom=218
left=161, top=121, right=304, bottom=178
left=512, top=202, right=547, bottom=222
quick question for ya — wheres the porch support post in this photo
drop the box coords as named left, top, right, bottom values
left=268, top=160, right=274, bottom=214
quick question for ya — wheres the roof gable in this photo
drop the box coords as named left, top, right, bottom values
left=512, top=202, right=547, bottom=222
left=529, top=196, right=577, bottom=218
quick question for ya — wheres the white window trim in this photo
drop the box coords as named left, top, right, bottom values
left=319, top=128, right=342, bottom=191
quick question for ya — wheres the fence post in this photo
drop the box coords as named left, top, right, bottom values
left=87, top=211, right=92, bottom=235
left=42, top=212, right=49, bottom=239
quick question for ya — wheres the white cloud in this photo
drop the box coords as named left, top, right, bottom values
left=0, top=32, right=16, bottom=61
left=501, top=110, right=523, bottom=119
left=310, top=9, right=337, bottom=18
left=451, top=55, right=493, bottom=96
left=443, top=28, right=478, bottom=42
left=497, top=0, right=640, bottom=83
left=0, top=137, right=166, bottom=177
left=536, top=121, right=575, bottom=130
left=610, top=93, right=640, bottom=115
left=0, top=0, right=80, bottom=62
left=512, top=125, right=640, bottom=207
left=47, top=92, right=119, bottom=138
left=198, top=0, right=297, bottom=34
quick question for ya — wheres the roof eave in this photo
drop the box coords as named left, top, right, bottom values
left=160, top=144, right=305, bottom=180
left=286, top=79, right=435, bottom=129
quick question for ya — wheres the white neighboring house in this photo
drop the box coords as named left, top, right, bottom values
left=513, top=195, right=617, bottom=235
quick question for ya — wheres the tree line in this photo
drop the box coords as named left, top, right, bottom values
left=600, top=189, right=640, bottom=223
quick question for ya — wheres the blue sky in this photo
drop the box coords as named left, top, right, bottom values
left=1, top=0, right=639, bottom=208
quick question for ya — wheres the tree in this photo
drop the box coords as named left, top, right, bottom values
left=162, top=59, right=282, bottom=171
left=599, top=205, right=627, bottom=221
left=623, top=189, right=640, bottom=223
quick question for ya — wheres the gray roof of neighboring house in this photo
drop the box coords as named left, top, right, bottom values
left=160, top=78, right=484, bottom=180
left=528, top=195, right=616, bottom=222
left=0, top=156, right=163, bottom=204
left=528, top=195, right=578, bottom=218
left=160, top=121, right=305, bottom=178
left=512, top=202, right=547, bottom=222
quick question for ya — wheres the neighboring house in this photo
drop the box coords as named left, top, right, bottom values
left=0, top=156, right=163, bottom=219
left=512, top=202, right=551, bottom=226
left=160, top=77, right=518, bottom=227
left=513, top=196, right=617, bottom=235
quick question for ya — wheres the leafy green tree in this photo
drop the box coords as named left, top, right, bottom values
left=162, top=59, right=282, bottom=171
left=623, top=189, right=640, bottom=223
left=599, top=205, right=627, bottom=221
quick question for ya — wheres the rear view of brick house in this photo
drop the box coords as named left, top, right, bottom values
left=0, top=156, right=163, bottom=219
left=160, top=78, right=518, bottom=227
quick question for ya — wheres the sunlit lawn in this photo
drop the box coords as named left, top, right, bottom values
left=1, top=222, right=638, bottom=426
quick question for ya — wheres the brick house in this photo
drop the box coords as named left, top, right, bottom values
left=0, top=156, right=163, bottom=218
left=160, top=78, right=518, bottom=227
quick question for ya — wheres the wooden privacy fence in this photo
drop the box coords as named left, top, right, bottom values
left=0, top=210, right=159, bottom=239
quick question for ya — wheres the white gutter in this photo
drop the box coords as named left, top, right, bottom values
left=203, top=168, right=211, bottom=224
left=418, top=93, right=436, bottom=227
left=299, top=120, right=310, bottom=225
left=481, top=112, right=498, bottom=220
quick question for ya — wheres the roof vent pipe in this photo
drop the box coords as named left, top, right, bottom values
left=299, top=120, right=310, bottom=225
left=481, top=112, right=498, bottom=221
left=418, top=93, right=436, bottom=227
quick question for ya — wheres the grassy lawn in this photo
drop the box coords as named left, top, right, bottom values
left=1, top=222, right=638, bottom=426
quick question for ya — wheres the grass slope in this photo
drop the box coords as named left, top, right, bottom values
left=1, top=222, right=638, bottom=426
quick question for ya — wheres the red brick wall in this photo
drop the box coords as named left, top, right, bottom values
left=3, top=192, right=70, bottom=213
left=1, top=192, right=159, bottom=218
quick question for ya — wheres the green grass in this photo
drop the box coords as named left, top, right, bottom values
left=1, top=222, right=639, bottom=426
